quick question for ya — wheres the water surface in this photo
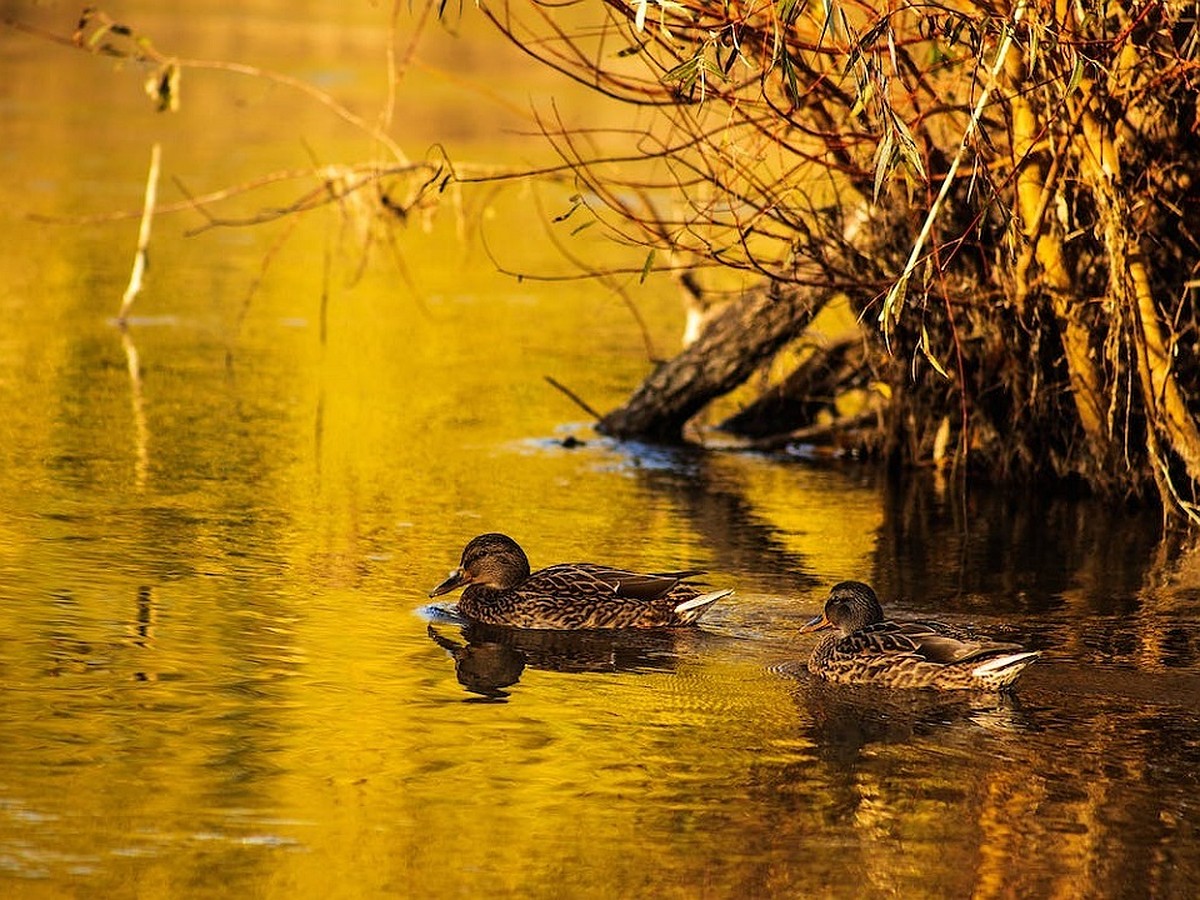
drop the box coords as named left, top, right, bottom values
left=2, top=3, right=1199, bottom=898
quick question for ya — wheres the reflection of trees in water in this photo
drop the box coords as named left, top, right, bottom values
left=737, top=671, right=1200, bottom=897
left=971, top=701, right=1200, bottom=898
left=629, top=450, right=819, bottom=595
left=871, top=475, right=1200, bottom=675
left=872, top=476, right=1162, bottom=612
left=619, top=444, right=1200, bottom=677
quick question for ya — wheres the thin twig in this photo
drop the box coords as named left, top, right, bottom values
left=232, top=212, right=303, bottom=342
left=544, top=375, right=603, bottom=421
left=379, top=0, right=437, bottom=137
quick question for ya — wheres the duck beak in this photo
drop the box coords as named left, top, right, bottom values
left=799, top=611, right=832, bottom=634
left=429, top=567, right=471, bottom=598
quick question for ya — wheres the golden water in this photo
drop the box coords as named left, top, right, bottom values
left=1, top=3, right=1199, bottom=898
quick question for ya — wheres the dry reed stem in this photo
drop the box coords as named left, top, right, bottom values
left=118, top=142, right=161, bottom=324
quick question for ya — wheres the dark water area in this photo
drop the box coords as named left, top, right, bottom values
left=2, top=2, right=1200, bottom=898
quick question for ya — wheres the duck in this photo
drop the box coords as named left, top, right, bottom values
left=799, top=581, right=1040, bottom=690
left=428, top=533, right=731, bottom=629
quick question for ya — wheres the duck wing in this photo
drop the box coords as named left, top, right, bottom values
left=517, top=564, right=698, bottom=603
left=839, top=621, right=1024, bottom=665
left=533, top=564, right=703, bottom=601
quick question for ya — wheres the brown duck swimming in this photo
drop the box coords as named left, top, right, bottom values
left=800, top=581, right=1040, bottom=691
left=432, top=532, right=729, bottom=628
left=428, top=533, right=731, bottom=629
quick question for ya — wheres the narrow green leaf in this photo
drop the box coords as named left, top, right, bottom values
left=873, top=128, right=894, bottom=202
left=879, top=270, right=909, bottom=350
left=921, top=324, right=950, bottom=379
left=663, top=56, right=700, bottom=85
left=891, top=114, right=926, bottom=179
left=553, top=197, right=583, bottom=223
left=818, top=0, right=837, bottom=46
left=639, top=249, right=655, bottom=284
left=1066, top=56, right=1084, bottom=95
left=85, top=23, right=113, bottom=50
left=780, top=52, right=800, bottom=104
left=779, top=0, right=805, bottom=27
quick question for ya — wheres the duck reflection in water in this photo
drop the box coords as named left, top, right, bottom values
left=784, top=674, right=1038, bottom=765
left=427, top=621, right=692, bottom=700
left=427, top=624, right=525, bottom=700
left=428, top=533, right=732, bottom=629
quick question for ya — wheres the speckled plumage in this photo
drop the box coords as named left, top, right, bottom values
left=428, top=533, right=731, bottom=629
left=801, top=581, right=1040, bottom=691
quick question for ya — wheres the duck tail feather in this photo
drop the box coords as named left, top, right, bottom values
left=971, top=650, right=1041, bottom=679
left=673, top=588, right=733, bottom=620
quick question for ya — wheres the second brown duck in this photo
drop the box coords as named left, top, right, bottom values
left=800, top=581, right=1040, bottom=691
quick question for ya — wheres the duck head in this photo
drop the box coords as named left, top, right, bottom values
left=428, top=533, right=532, bottom=597
left=800, top=580, right=885, bottom=636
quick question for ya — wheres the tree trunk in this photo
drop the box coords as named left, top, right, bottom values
left=718, top=336, right=864, bottom=438
left=598, top=283, right=829, bottom=441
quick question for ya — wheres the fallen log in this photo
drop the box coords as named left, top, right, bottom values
left=597, top=283, right=830, bottom=441
left=718, top=336, right=865, bottom=438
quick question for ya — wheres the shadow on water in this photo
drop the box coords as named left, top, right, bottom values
left=872, top=474, right=1169, bottom=612
left=426, top=621, right=708, bottom=700
left=612, top=440, right=822, bottom=593
left=778, top=663, right=1040, bottom=762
